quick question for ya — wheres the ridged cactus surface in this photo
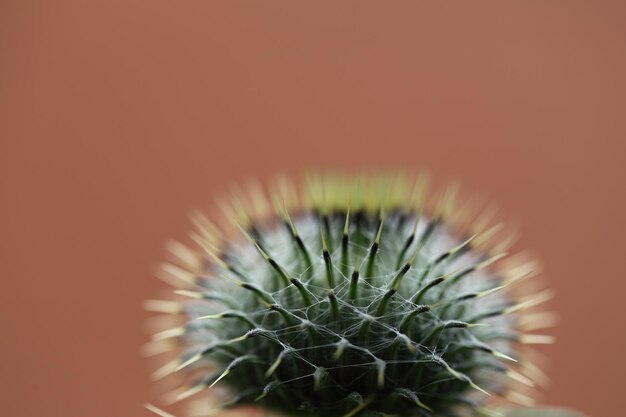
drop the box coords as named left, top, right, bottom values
left=145, top=175, right=552, bottom=417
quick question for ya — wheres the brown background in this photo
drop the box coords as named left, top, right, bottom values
left=2, top=1, right=625, bottom=417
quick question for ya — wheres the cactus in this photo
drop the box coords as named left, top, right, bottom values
left=145, top=174, right=556, bottom=417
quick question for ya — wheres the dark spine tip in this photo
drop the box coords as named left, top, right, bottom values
left=458, top=293, right=478, bottom=301
left=289, top=277, right=313, bottom=307
left=415, top=305, right=431, bottom=314
left=321, top=214, right=334, bottom=252
left=328, top=291, right=339, bottom=322
left=403, top=234, right=415, bottom=250
left=295, top=235, right=307, bottom=252
left=434, top=251, right=451, bottom=265
left=376, top=288, right=397, bottom=315
left=323, top=249, right=335, bottom=288
left=445, top=321, right=469, bottom=329
left=349, top=270, right=360, bottom=301
left=370, top=242, right=379, bottom=255
left=431, top=277, right=445, bottom=286
left=412, top=277, right=445, bottom=304
left=268, top=258, right=279, bottom=270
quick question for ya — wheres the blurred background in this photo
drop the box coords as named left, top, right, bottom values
left=2, top=1, right=625, bottom=416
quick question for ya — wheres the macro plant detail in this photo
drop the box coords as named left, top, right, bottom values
left=144, top=174, right=558, bottom=417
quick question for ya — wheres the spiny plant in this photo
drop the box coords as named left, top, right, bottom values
left=144, top=173, right=559, bottom=417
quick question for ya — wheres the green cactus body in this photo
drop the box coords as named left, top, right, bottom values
left=146, top=174, right=551, bottom=417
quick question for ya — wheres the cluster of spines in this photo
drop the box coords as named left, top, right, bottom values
left=144, top=174, right=554, bottom=417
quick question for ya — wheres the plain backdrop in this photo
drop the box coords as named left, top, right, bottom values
left=2, top=1, right=625, bottom=417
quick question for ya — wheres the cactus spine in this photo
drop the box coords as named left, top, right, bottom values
left=145, top=174, right=552, bottom=417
